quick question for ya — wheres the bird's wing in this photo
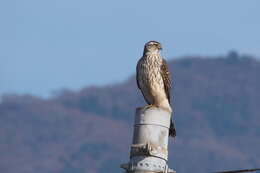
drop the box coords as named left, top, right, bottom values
left=161, top=58, right=172, bottom=103
left=136, top=59, right=141, bottom=89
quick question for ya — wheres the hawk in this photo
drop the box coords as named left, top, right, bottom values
left=136, top=41, right=176, bottom=137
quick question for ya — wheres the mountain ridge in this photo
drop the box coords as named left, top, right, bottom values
left=1, top=52, right=260, bottom=173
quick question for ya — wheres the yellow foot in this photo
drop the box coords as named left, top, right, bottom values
left=143, top=105, right=157, bottom=111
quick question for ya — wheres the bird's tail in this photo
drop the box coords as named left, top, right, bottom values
left=169, top=117, right=176, bottom=138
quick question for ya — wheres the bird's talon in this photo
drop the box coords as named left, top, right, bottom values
left=143, top=105, right=154, bottom=110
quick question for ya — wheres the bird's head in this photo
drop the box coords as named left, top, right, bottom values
left=143, top=41, right=162, bottom=55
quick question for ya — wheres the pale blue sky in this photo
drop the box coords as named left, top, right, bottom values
left=0, top=0, right=259, bottom=97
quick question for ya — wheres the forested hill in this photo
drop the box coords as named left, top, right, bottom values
left=1, top=52, right=260, bottom=173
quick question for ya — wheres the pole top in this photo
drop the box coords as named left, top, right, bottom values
left=135, top=107, right=171, bottom=128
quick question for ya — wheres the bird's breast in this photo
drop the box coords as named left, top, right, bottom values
left=139, top=57, right=164, bottom=90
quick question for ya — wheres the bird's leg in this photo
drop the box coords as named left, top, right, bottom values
left=143, top=104, right=156, bottom=110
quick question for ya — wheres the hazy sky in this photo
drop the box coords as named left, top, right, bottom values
left=1, top=0, right=259, bottom=97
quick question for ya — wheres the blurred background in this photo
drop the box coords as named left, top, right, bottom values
left=0, top=0, right=260, bottom=173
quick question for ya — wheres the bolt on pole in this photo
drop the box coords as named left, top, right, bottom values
left=121, top=107, right=176, bottom=173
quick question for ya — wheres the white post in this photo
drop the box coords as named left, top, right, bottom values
left=121, top=107, right=176, bottom=173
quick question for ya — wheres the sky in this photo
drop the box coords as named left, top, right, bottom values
left=0, top=0, right=260, bottom=97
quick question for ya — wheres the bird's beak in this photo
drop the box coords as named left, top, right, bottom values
left=158, top=45, right=162, bottom=50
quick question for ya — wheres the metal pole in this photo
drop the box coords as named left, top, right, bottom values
left=121, top=107, right=176, bottom=173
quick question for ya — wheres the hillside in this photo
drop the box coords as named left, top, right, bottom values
left=0, top=52, right=260, bottom=173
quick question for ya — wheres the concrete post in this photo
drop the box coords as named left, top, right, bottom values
left=121, top=107, right=176, bottom=173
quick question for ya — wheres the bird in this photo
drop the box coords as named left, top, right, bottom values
left=136, top=40, right=176, bottom=137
